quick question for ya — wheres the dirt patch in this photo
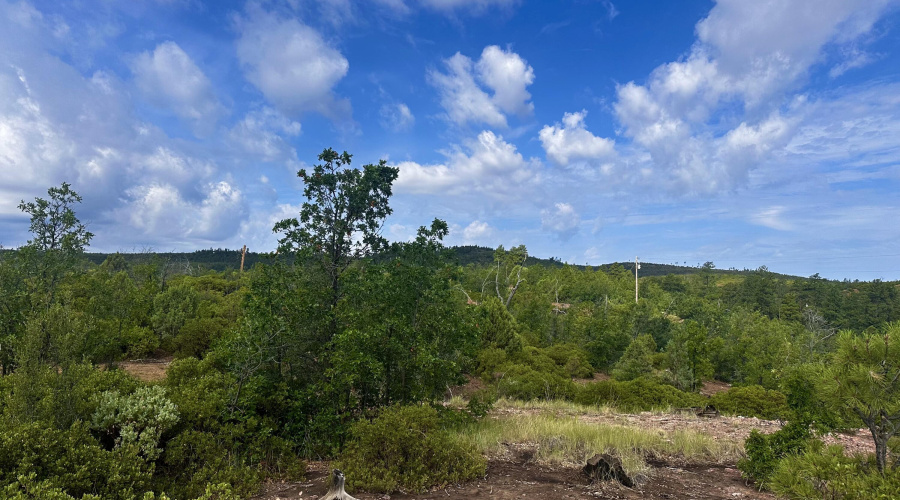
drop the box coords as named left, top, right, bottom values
left=253, top=459, right=774, bottom=500
left=699, top=380, right=731, bottom=397
left=574, top=372, right=611, bottom=385
left=446, top=375, right=486, bottom=400
left=116, top=357, right=172, bottom=382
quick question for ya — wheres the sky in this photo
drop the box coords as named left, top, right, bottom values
left=2, top=0, right=900, bottom=280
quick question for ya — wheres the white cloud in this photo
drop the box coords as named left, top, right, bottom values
left=541, top=202, right=579, bottom=240
left=394, top=130, right=540, bottom=197
left=539, top=110, right=615, bottom=165
left=132, top=41, right=223, bottom=136
left=428, top=45, right=534, bottom=128
left=462, top=220, right=493, bottom=244
left=124, top=180, right=245, bottom=241
left=235, top=4, right=350, bottom=119
left=609, top=0, right=895, bottom=195
left=380, top=102, right=415, bottom=131
left=750, top=205, right=792, bottom=231
left=228, top=106, right=301, bottom=163
left=475, top=45, right=534, bottom=116
left=417, top=0, right=517, bottom=14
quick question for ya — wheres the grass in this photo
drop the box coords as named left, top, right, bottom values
left=450, top=413, right=744, bottom=481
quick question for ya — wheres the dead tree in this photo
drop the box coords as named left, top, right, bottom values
left=322, top=469, right=359, bottom=500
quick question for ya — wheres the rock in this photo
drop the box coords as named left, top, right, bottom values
left=582, top=454, right=634, bottom=488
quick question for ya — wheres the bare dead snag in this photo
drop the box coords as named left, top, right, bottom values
left=322, top=469, right=359, bottom=500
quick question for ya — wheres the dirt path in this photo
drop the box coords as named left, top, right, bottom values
left=254, top=459, right=775, bottom=500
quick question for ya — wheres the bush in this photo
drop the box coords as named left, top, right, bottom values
left=494, top=363, right=576, bottom=401
left=339, top=405, right=486, bottom=493
left=542, top=343, right=594, bottom=378
left=574, top=377, right=703, bottom=412
left=738, top=420, right=813, bottom=485
left=710, top=385, right=790, bottom=420
left=769, top=442, right=900, bottom=499
left=92, top=386, right=179, bottom=460
left=0, top=421, right=153, bottom=499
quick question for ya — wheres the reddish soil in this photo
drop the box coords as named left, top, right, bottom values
left=699, top=380, right=731, bottom=397
left=254, top=459, right=775, bottom=500
left=116, top=357, right=172, bottom=382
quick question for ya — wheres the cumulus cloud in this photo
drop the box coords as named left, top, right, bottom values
left=539, top=110, right=615, bottom=165
left=462, top=220, right=493, bottom=244
left=541, top=202, right=579, bottom=240
left=132, top=41, right=224, bottom=136
left=394, top=130, right=540, bottom=197
left=228, top=106, right=301, bottom=164
left=124, top=180, right=246, bottom=241
left=380, top=102, right=415, bottom=131
left=0, top=3, right=254, bottom=249
left=609, top=0, right=894, bottom=195
left=428, top=45, right=534, bottom=128
left=235, top=4, right=350, bottom=119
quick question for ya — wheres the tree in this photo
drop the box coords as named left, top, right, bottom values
left=274, top=148, right=399, bottom=315
left=18, top=183, right=93, bottom=255
left=824, top=325, right=900, bottom=474
left=612, top=333, right=656, bottom=381
left=490, top=245, right=528, bottom=308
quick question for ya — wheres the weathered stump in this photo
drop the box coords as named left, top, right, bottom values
left=582, top=454, right=634, bottom=488
left=322, top=469, right=359, bottom=500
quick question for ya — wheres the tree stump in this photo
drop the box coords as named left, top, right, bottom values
left=322, top=469, right=359, bottom=500
left=582, top=454, right=634, bottom=488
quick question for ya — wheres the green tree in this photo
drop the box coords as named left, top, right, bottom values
left=824, top=325, right=900, bottom=473
left=273, top=148, right=399, bottom=317
left=612, top=333, right=656, bottom=381
left=18, top=183, right=93, bottom=254
left=667, top=320, right=716, bottom=391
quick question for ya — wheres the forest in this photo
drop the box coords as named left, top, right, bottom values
left=1, top=152, right=899, bottom=499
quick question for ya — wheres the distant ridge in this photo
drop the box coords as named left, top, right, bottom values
left=52, top=245, right=800, bottom=279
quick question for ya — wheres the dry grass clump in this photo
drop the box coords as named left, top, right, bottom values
left=452, top=413, right=743, bottom=480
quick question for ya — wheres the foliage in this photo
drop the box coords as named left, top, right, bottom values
left=770, top=443, right=900, bottom=499
left=91, top=386, right=179, bottom=460
left=574, top=377, right=704, bottom=411
left=18, top=183, right=93, bottom=254
left=274, top=148, right=399, bottom=313
left=823, top=325, right=900, bottom=473
left=338, top=405, right=486, bottom=493
left=710, top=385, right=791, bottom=420
left=0, top=421, right=153, bottom=499
left=611, top=333, right=657, bottom=381
left=738, top=421, right=814, bottom=485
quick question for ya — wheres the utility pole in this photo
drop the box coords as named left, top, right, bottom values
left=635, top=256, right=640, bottom=304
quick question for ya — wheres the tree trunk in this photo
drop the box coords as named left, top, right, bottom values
left=322, top=469, right=359, bottom=500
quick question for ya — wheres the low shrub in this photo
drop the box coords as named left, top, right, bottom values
left=710, top=385, right=790, bottom=420
left=574, top=377, right=703, bottom=411
left=338, top=405, right=486, bottom=493
left=769, top=442, right=900, bottom=499
left=738, top=420, right=813, bottom=485
left=494, top=363, right=576, bottom=401
left=542, top=343, right=594, bottom=378
left=0, top=421, right=153, bottom=499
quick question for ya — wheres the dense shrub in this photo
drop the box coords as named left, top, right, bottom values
left=0, top=422, right=153, bottom=499
left=574, top=377, right=704, bottom=411
left=339, top=405, right=486, bottom=493
left=494, top=363, right=576, bottom=401
left=769, top=443, right=900, bottom=499
left=738, top=420, right=813, bottom=485
left=710, top=385, right=791, bottom=420
left=542, top=343, right=594, bottom=378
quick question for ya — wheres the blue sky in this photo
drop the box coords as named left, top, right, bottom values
left=2, top=0, right=900, bottom=280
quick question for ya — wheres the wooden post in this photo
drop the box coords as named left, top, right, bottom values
left=635, top=256, right=640, bottom=304
left=240, top=245, right=247, bottom=273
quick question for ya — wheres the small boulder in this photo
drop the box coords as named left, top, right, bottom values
left=582, top=454, right=634, bottom=488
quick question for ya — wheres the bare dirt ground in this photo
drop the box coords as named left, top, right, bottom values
left=116, top=357, right=172, bottom=382
left=254, top=459, right=776, bottom=500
